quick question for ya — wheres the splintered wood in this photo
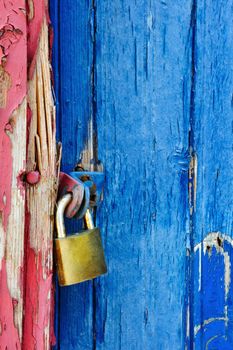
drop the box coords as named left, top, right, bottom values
left=0, top=2, right=59, bottom=348
left=0, top=2, right=27, bottom=348
left=23, top=20, right=59, bottom=349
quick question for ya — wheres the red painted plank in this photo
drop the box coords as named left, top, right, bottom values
left=0, top=1, right=27, bottom=346
left=0, top=2, right=57, bottom=348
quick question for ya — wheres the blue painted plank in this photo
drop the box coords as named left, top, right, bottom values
left=94, top=1, right=192, bottom=349
left=50, top=1, right=95, bottom=349
left=53, top=0, right=94, bottom=173
left=192, top=1, right=233, bottom=348
left=51, top=0, right=193, bottom=349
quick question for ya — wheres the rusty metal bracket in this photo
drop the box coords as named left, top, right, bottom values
left=70, top=171, right=104, bottom=207
left=58, top=172, right=90, bottom=219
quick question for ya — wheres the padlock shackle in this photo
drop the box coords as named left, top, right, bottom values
left=56, top=193, right=95, bottom=239
left=84, top=209, right=95, bottom=230
left=56, top=193, right=72, bottom=238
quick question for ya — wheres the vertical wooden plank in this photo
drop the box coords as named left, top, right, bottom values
left=0, top=2, right=27, bottom=347
left=51, top=0, right=196, bottom=349
left=192, top=1, right=233, bottom=348
left=95, top=1, right=192, bottom=349
left=0, top=1, right=57, bottom=348
left=52, top=0, right=194, bottom=349
left=57, top=0, right=94, bottom=172
left=50, top=1, right=95, bottom=349
left=23, top=9, right=58, bottom=349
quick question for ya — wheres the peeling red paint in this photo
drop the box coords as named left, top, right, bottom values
left=0, top=2, right=27, bottom=344
left=27, top=0, right=45, bottom=77
left=0, top=1, right=27, bottom=230
left=0, top=260, right=21, bottom=349
left=0, top=24, right=23, bottom=59
left=0, top=2, right=56, bottom=347
left=23, top=247, right=53, bottom=350
left=23, top=190, right=54, bottom=349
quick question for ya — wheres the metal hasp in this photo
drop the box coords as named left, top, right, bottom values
left=70, top=171, right=104, bottom=207
left=55, top=193, right=107, bottom=287
left=58, top=172, right=88, bottom=219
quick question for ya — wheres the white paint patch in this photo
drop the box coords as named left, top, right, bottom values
left=194, top=317, right=227, bottom=336
left=5, top=98, right=27, bottom=341
left=2, top=194, right=6, bottom=206
left=194, top=232, right=232, bottom=301
left=224, top=305, right=228, bottom=326
left=194, top=232, right=233, bottom=254
left=224, top=252, right=231, bottom=300
left=194, top=232, right=233, bottom=338
left=147, top=13, right=153, bottom=31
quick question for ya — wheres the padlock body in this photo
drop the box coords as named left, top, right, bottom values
left=55, top=228, right=107, bottom=286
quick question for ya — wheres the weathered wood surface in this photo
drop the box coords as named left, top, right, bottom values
left=0, top=2, right=27, bottom=347
left=192, top=1, right=233, bottom=348
left=95, top=1, right=193, bottom=348
left=23, top=17, right=58, bottom=349
left=51, top=1, right=192, bottom=349
left=50, top=1, right=95, bottom=347
left=0, top=1, right=57, bottom=348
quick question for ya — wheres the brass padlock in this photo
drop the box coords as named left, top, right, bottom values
left=55, top=193, right=107, bottom=286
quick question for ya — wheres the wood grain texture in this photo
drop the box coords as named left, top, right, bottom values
left=23, top=18, right=58, bottom=349
left=50, top=1, right=95, bottom=348
left=0, top=2, right=27, bottom=346
left=51, top=0, right=94, bottom=171
left=0, top=1, right=58, bottom=347
left=51, top=1, right=193, bottom=349
left=95, top=2, right=192, bottom=349
left=191, top=1, right=233, bottom=348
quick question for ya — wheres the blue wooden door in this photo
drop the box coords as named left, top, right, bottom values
left=191, top=2, right=233, bottom=348
left=50, top=1, right=233, bottom=349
